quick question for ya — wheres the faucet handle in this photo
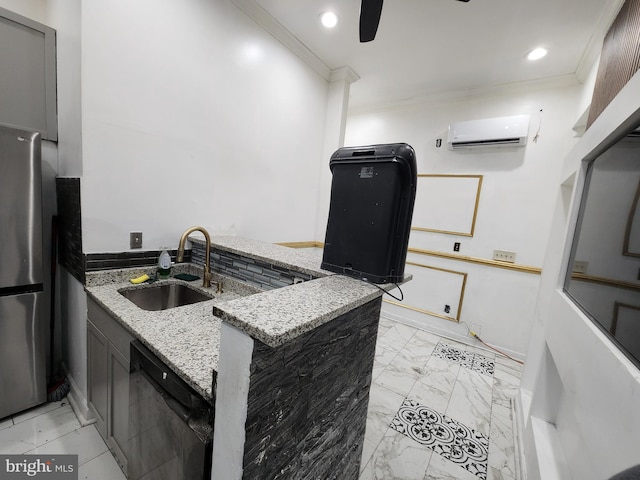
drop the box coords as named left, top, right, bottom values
left=203, top=268, right=212, bottom=288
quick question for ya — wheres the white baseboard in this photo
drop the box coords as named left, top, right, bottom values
left=62, top=362, right=95, bottom=427
left=380, top=309, right=526, bottom=362
left=513, top=393, right=528, bottom=480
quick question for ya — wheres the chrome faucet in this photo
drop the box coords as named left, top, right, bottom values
left=177, top=226, right=212, bottom=288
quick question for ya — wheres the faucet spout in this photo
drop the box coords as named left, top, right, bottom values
left=177, top=226, right=212, bottom=288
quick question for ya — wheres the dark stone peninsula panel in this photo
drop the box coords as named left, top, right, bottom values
left=242, top=297, right=382, bottom=479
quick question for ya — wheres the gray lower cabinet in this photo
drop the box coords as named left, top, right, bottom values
left=87, top=297, right=133, bottom=473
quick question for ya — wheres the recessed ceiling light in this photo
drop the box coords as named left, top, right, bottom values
left=320, top=11, right=338, bottom=28
left=527, top=48, right=548, bottom=61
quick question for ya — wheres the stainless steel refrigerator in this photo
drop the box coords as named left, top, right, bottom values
left=0, top=123, right=47, bottom=419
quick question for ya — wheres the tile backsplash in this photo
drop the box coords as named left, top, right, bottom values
left=56, top=178, right=84, bottom=283
left=81, top=241, right=310, bottom=291
left=191, top=243, right=313, bottom=290
left=84, top=249, right=190, bottom=273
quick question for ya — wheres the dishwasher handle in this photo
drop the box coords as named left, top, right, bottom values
left=139, top=369, right=191, bottom=423
left=131, top=340, right=194, bottom=409
left=162, top=388, right=191, bottom=423
left=138, top=366, right=213, bottom=443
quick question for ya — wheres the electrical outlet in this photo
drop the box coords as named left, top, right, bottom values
left=130, top=232, right=143, bottom=249
left=493, top=249, right=516, bottom=263
left=453, top=242, right=460, bottom=252
left=573, top=261, right=588, bottom=274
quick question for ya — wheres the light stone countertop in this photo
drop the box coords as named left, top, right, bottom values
left=213, top=274, right=389, bottom=347
left=85, top=263, right=260, bottom=402
left=204, top=236, right=401, bottom=347
left=85, top=236, right=405, bottom=401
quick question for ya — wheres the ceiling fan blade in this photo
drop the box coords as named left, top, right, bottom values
left=359, top=0, right=384, bottom=43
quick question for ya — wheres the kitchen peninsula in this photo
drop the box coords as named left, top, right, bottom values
left=85, top=236, right=399, bottom=479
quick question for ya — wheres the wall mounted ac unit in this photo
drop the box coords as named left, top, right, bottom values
left=447, top=114, right=530, bottom=150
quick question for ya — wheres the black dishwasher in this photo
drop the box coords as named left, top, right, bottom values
left=128, top=340, right=213, bottom=480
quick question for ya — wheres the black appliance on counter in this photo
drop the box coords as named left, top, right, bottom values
left=128, top=341, right=213, bottom=480
left=321, top=143, right=417, bottom=284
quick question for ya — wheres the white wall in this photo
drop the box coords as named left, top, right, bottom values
left=519, top=70, right=640, bottom=480
left=343, top=80, right=583, bottom=356
left=80, top=0, right=329, bottom=253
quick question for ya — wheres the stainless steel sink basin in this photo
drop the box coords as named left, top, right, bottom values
left=119, top=283, right=213, bottom=311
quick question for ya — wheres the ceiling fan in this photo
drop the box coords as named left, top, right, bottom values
left=359, top=0, right=470, bottom=42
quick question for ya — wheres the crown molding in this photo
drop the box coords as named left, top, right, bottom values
left=231, top=0, right=331, bottom=81
left=329, top=66, right=360, bottom=84
left=349, top=74, right=582, bottom=114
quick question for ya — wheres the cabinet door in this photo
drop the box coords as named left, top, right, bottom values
left=108, top=344, right=130, bottom=472
left=87, top=320, right=108, bottom=437
left=0, top=7, right=57, bottom=140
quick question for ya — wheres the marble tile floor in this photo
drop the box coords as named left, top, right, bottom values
left=360, top=318, right=522, bottom=480
left=0, top=318, right=521, bottom=480
left=0, top=401, right=126, bottom=480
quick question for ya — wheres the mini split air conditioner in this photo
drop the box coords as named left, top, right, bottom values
left=447, top=114, right=530, bottom=150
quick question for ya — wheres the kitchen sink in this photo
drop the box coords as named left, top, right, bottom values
left=119, top=283, right=213, bottom=311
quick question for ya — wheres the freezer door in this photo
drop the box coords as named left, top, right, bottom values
left=0, top=292, right=47, bottom=419
left=0, top=124, right=43, bottom=289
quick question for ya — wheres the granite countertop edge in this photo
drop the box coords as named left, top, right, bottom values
left=213, top=274, right=389, bottom=348
left=204, top=236, right=402, bottom=347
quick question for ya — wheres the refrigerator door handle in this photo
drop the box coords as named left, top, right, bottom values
left=0, top=284, right=44, bottom=298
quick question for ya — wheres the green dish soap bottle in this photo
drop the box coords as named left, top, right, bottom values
left=158, top=248, right=172, bottom=279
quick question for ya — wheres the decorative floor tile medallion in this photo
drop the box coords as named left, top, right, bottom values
left=390, top=398, right=489, bottom=479
left=433, top=342, right=495, bottom=376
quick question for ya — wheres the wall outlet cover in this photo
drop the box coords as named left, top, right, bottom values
left=130, top=232, right=143, bottom=249
left=572, top=261, right=588, bottom=274
left=493, top=249, right=516, bottom=263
